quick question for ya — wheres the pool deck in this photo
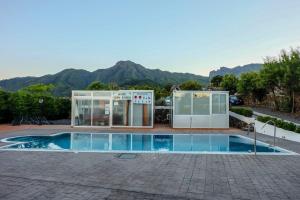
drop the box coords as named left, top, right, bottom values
left=0, top=125, right=300, bottom=199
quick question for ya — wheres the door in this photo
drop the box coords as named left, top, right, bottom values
left=92, top=99, right=111, bottom=126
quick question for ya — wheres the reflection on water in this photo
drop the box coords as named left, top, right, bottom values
left=4, top=133, right=283, bottom=153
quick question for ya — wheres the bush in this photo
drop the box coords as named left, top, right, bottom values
left=296, top=126, right=300, bottom=133
left=256, top=116, right=298, bottom=133
left=230, top=107, right=253, bottom=117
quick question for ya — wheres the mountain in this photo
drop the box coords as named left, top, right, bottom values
left=0, top=61, right=209, bottom=96
left=209, top=63, right=262, bottom=79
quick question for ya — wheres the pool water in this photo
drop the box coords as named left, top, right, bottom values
left=0, top=133, right=292, bottom=154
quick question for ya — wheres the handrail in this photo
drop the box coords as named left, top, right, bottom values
left=248, top=122, right=256, bottom=155
left=261, top=120, right=277, bottom=147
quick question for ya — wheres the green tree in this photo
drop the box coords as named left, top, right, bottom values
left=8, top=84, right=71, bottom=123
left=261, top=57, right=283, bottom=110
left=237, top=72, right=266, bottom=104
left=21, top=84, right=54, bottom=95
left=86, top=81, right=107, bottom=90
left=0, top=90, right=13, bottom=123
left=279, top=48, right=300, bottom=113
left=107, top=82, right=120, bottom=90
left=220, top=74, right=238, bottom=95
left=180, top=80, right=202, bottom=90
left=210, top=75, right=223, bottom=87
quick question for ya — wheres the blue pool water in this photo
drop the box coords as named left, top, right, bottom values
left=0, top=133, right=292, bottom=154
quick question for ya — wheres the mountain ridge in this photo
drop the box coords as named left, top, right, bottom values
left=0, top=61, right=208, bottom=96
left=0, top=61, right=264, bottom=96
left=209, top=63, right=262, bottom=78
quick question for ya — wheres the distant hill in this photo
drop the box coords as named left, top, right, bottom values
left=0, top=61, right=209, bottom=96
left=209, top=63, right=262, bottom=79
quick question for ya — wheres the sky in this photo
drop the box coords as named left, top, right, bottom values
left=0, top=0, right=300, bottom=80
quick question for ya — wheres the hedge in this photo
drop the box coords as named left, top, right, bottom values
left=256, top=116, right=300, bottom=134
left=230, top=107, right=253, bottom=117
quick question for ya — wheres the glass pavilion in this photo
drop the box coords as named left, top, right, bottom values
left=172, top=90, right=229, bottom=128
left=71, top=90, right=154, bottom=128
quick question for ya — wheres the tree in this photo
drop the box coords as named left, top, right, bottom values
left=260, top=57, right=283, bottom=110
left=210, top=75, right=223, bottom=87
left=7, top=84, right=71, bottom=123
left=21, top=84, right=54, bottom=95
left=0, top=90, right=13, bottom=123
left=107, top=82, right=120, bottom=90
left=279, top=48, right=300, bottom=113
left=237, top=72, right=266, bottom=104
left=180, top=80, right=202, bottom=90
left=220, top=74, right=238, bottom=95
left=86, top=81, right=107, bottom=90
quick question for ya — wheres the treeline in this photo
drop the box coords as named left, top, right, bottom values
left=211, top=48, right=300, bottom=113
left=0, top=84, right=70, bottom=124
left=0, top=79, right=202, bottom=124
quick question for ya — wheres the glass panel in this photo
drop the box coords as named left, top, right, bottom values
left=132, top=135, right=152, bottom=151
left=92, top=134, right=109, bottom=151
left=112, top=100, right=131, bottom=126
left=132, top=92, right=152, bottom=126
left=153, top=135, right=173, bottom=151
left=73, top=91, right=92, bottom=96
left=92, top=100, right=110, bottom=126
left=173, top=135, right=191, bottom=151
left=93, top=91, right=111, bottom=97
left=74, top=99, right=92, bottom=126
left=174, top=92, right=191, bottom=115
left=193, top=92, right=210, bottom=115
left=212, top=94, right=227, bottom=114
left=72, top=133, right=91, bottom=151
left=112, top=134, right=131, bottom=150
left=220, top=94, right=227, bottom=114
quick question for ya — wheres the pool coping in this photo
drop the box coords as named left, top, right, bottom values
left=0, top=132, right=298, bottom=155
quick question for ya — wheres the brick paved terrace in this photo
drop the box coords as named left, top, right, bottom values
left=0, top=125, right=300, bottom=200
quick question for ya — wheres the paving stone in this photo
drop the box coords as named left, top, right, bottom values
left=0, top=129, right=300, bottom=199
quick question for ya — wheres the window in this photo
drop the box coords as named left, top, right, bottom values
left=92, top=100, right=110, bottom=126
left=112, top=100, right=131, bottom=126
left=174, top=92, right=191, bottom=115
left=212, top=94, right=227, bottom=114
left=193, top=92, right=210, bottom=115
left=74, top=99, right=92, bottom=126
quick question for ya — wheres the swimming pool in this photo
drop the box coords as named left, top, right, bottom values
left=0, top=133, right=295, bottom=154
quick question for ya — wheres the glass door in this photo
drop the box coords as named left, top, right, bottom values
left=112, top=100, right=131, bottom=126
left=74, top=99, right=92, bottom=126
left=92, top=99, right=110, bottom=126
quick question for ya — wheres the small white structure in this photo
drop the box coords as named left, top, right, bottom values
left=172, top=91, right=229, bottom=128
left=71, top=90, right=154, bottom=128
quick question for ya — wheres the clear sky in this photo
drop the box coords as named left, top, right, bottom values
left=1, top=0, right=300, bottom=80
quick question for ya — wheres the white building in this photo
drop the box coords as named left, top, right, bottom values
left=172, top=90, right=229, bottom=128
left=71, top=90, right=154, bottom=128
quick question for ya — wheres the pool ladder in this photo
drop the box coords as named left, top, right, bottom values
left=248, top=122, right=257, bottom=155
left=248, top=120, right=277, bottom=155
left=261, top=120, right=277, bottom=147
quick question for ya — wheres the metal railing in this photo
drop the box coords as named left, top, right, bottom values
left=261, top=120, right=277, bottom=147
left=248, top=122, right=256, bottom=155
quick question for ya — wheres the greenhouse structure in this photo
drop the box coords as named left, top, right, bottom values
left=71, top=90, right=154, bottom=128
left=172, top=90, right=229, bottom=128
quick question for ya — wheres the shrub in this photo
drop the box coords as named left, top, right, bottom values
left=256, top=116, right=298, bottom=133
left=230, top=107, right=253, bottom=117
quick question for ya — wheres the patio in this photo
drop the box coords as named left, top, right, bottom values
left=0, top=126, right=300, bottom=200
